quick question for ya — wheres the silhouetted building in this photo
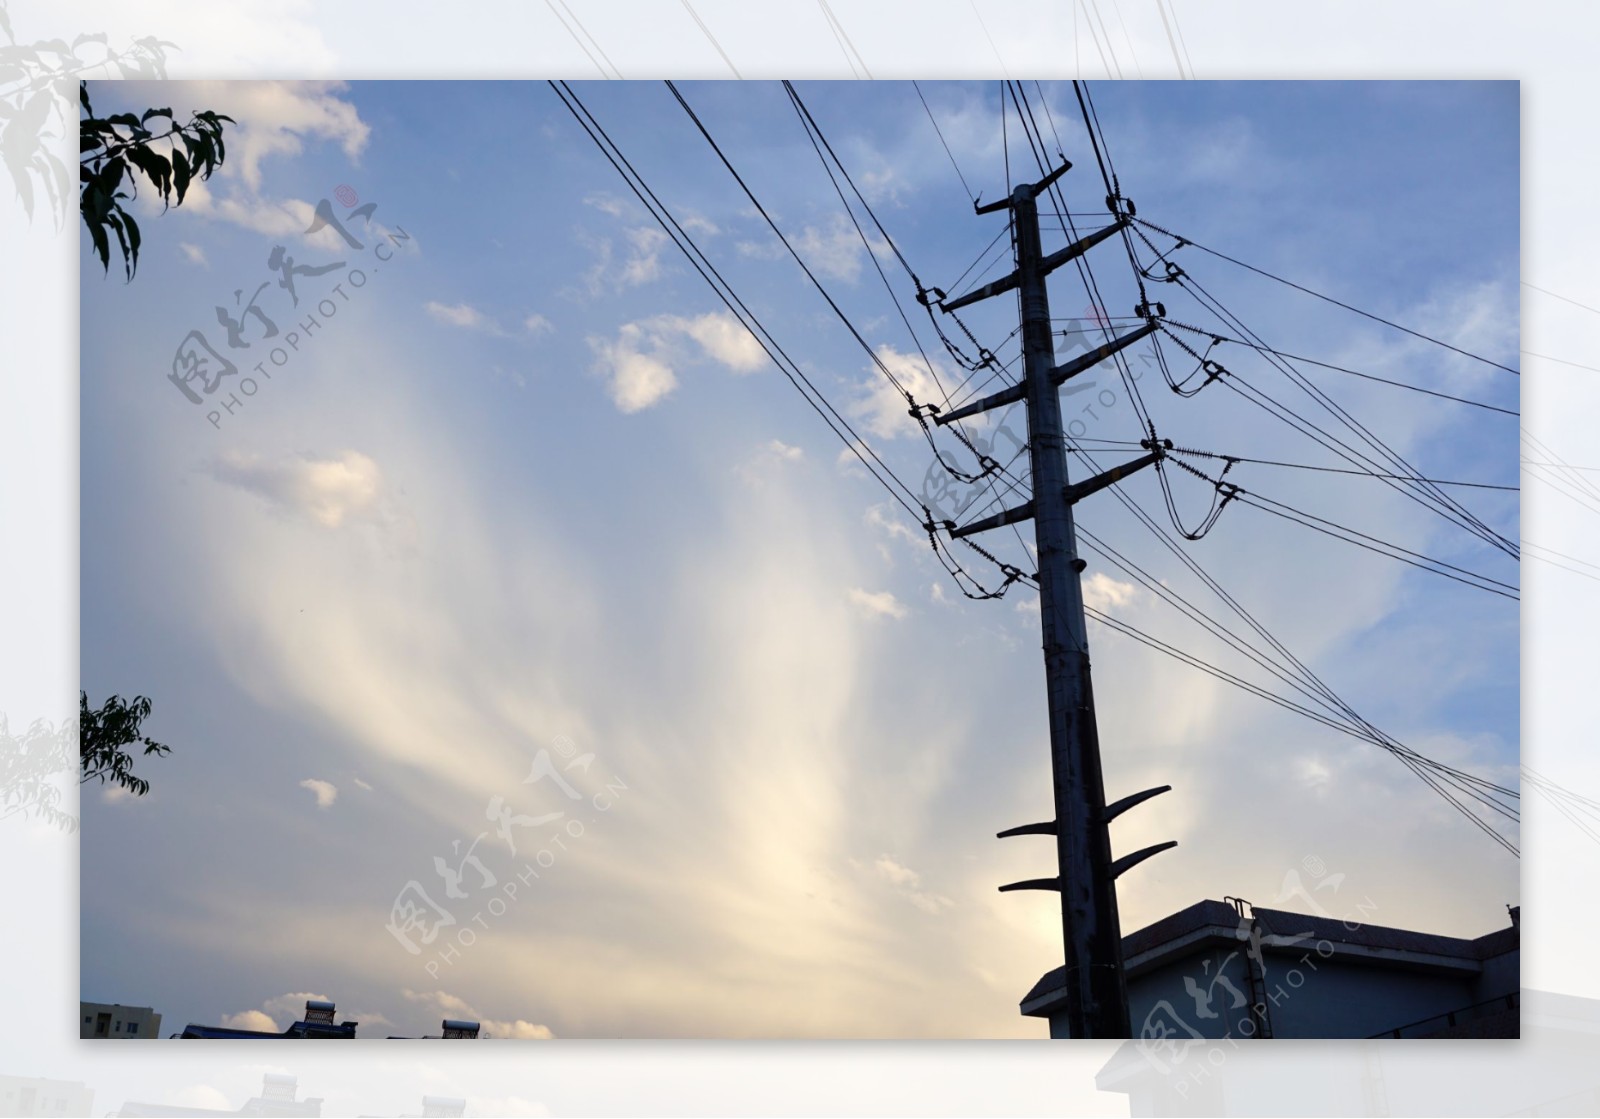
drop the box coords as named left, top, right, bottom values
left=1022, top=899, right=1519, bottom=1040
left=176, top=999, right=357, bottom=1039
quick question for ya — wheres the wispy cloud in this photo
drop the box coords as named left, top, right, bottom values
left=206, top=449, right=391, bottom=530
left=848, top=587, right=908, bottom=620
left=298, top=778, right=337, bottom=809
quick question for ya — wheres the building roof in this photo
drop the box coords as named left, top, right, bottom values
left=177, top=999, right=358, bottom=1039
left=1022, top=898, right=1519, bottom=1013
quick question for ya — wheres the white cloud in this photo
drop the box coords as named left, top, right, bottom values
left=484, top=1019, right=557, bottom=1039
left=681, top=212, right=720, bottom=236
left=848, top=345, right=948, bottom=440
left=219, top=1008, right=279, bottom=1032
left=425, top=302, right=551, bottom=341
left=1081, top=571, right=1139, bottom=612
left=621, top=227, right=669, bottom=285
left=298, top=778, right=337, bottom=809
left=848, top=587, right=908, bottom=620
left=670, top=312, right=765, bottom=373
left=178, top=241, right=208, bottom=267
left=737, top=440, right=805, bottom=487
left=864, top=855, right=954, bottom=914
left=207, top=450, right=388, bottom=529
left=588, top=311, right=764, bottom=413
left=866, top=503, right=919, bottom=547
left=590, top=323, right=679, bottom=413
left=583, top=192, right=628, bottom=218
left=352, top=777, right=373, bottom=791
left=177, top=80, right=371, bottom=193
left=402, top=989, right=554, bottom=1039
left=125, top=83, right=374, bottom=251
left=873, top=854, right=920, bottom=886
left=739, top=214, right=879, bottom=283
left=425, top=300, right=494, bottom=331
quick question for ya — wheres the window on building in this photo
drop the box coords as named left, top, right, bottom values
left=127, top=1022, right=139, bottom=1035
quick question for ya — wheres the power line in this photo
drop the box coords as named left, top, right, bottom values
left=548, top=82, right=923, bottom=526
left=1160, top=260, right=1518, bottom=558
left=1159, top=319, right=1518, bottom=416
left=1136, top=217, right=1521, bottom=377
left=913, top=81, right=973, bottom=202
left=1168, top=446, right=1517, bottom=491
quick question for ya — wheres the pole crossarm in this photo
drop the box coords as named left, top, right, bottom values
left=934, top=319, right=1159, bottom=427
left=950, top=498, right=1036, bottom=540
left=942, top=217, right=1128, bottom=313
left=1052, top=320, right=1158, bottom=385
left=1064, top=443, right=1169, bottom=507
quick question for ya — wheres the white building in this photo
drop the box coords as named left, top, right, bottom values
left=79, top=1001, right=161, bottom=1040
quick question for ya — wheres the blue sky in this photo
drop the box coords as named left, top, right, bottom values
left=79, top=79, right=1519, bottom=1039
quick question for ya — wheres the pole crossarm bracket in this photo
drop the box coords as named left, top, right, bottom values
left=1036, top=217, right=1129, bottom=280
left=974, top=160, right=1072, bottom=215
left=1101, top=784, right=1172, bottom=824
left=1063, top=443, right=1170, bottom=506
left=936, top=320, right=1162, bottom=427
left=933, top=380, right=1026, bottom=426
left=997, top=820, right=1058, bottom=838
left=998, top=877, right=1063, bottom=893
left=1052, top=320, right=1158, bottom=386
left=941, top=215, right=1127, bottom=314
left=950, top=499, right=1035, bottom=540
left=1110, top=840, right=1178, bottom=879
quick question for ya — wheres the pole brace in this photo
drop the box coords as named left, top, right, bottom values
left=1111, top=840, right=1178, bottom=879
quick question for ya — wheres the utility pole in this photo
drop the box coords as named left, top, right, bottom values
left=922, top=162, right=1176, bottom=1038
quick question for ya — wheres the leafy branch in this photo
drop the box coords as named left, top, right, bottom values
left=79, top=80, right=231, bottom=280
left=80, top=691, right=171, bottom=798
